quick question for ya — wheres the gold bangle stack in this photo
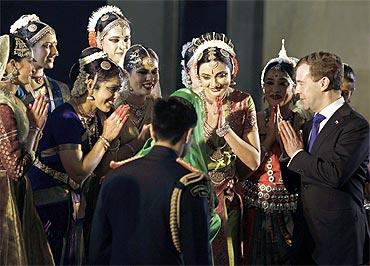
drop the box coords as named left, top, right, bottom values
left=99, top=135, right=110, bottom=151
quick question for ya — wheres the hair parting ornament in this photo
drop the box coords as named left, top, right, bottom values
left=10, top=14, right=55, bottom=46
left=192, top=32, right=238, bottom=79
left=260, top=39, right=298, bottom=87
left=87, top=5, right=130, bottom=47
left=126, top=44, right=154, bottom=70
left=71, top=51, right=108, bottom=97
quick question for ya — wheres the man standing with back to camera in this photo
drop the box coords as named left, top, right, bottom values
left=279, top=51, right=369, bottom=265
left=89, top=97, right=212, bottom=265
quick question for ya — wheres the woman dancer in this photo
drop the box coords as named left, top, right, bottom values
left=87, top=5, right=161, bottom=98
left=242, top=40, right=310, bottom=265
left=10, top=14, right=70, bottom=112
left=0, top=34, right=52, bottom=265
left=27, top=47, right=129, bottom=264
left=177, top=32, right=261, bottom=265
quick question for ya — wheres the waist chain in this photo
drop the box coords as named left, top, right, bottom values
left=242, top=179, right=298, bottom=213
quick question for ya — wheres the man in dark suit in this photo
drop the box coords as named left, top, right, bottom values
left=89, top=97, right=211, bottom=265
left=279, top=51, right=369, bottom=265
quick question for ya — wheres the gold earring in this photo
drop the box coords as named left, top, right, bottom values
left=10, top=68, right=19, bottom=84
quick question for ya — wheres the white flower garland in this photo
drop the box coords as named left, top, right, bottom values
left=10, top=14, right=40, bottom=33
left=87, top=5, right=124, bottom=32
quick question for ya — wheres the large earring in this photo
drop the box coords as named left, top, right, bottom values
left=10, top=68, right=19, bottom=84
left=87, top=95, right=95, bottom=101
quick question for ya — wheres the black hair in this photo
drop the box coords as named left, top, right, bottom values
left=70, top=47, right=126, bottom=97
left=8, top=34, right=32, bottom=62
left=152, top=97, right=197, bottom=145
left=123, top=44, right=159, bottom=73
left=343, top=63, right=355, bottom=81
left=196, top=47, right=233, bottom=74
left=13, top=17, right=55, bottom=46
left=95, top=12, right=130, bottom=33
left=263, top=61, right=295, bottom=83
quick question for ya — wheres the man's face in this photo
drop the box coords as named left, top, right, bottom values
left=295, top=63, right=324, bottom=113
left=341, top=74, right=356, bottom=103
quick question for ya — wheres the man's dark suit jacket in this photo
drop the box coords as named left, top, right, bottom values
left=286, top=103, right=369, bottom=265
left=88, top=145, right=211, bottom=265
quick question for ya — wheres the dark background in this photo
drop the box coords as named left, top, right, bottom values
left=0, top=0, right=263, bottom=109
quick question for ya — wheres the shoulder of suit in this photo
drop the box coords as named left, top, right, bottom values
left=175, top=158, right=209, bottom=198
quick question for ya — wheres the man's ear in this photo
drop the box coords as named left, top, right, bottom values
left=320, top=76, right=330, bottom=92
left=185, top=128, right=193, bottom=143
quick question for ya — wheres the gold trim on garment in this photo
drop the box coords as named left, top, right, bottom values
left=40, top=144, right=82, bottom=158
left=169, top=171, right=206, bottom=253
left=33, top=159, right=79, bottom=190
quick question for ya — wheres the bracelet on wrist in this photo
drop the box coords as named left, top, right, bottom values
left=99, top=136, right=110, bottom=151
left=216, top=123, right=231, bottom=137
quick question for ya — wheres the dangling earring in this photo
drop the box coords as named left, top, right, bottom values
left=87, top=95, right=95, bottom=101
left=10, top=68, right=19, bottom=84
left=129, top=86, right=134, bottom=94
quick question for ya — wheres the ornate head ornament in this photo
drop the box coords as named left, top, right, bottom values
left=10, top=14, right=55, bottom=46
left=87, top=5, right=130, bottom=47
left=180, top=41, right=194, bottom=87
left=125, top=44, right=155, bottom=70
left=192, top=32, right=238, bottom=79
left=260, top=39, right=298, bottom=87
left=13, top=37, right=31, bottom=58
left=71, top=50, right=109, bottom=97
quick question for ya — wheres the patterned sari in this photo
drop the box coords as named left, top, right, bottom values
left=203, top=89, right=257, bottom=266
left=0, top=90, right=54, bottom=265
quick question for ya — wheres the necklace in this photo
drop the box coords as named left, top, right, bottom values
left=72, top=99, right=98, bottom=148
left=127, top=101, right=146, bottom=129
left=74, top=98, right=95, bottom=119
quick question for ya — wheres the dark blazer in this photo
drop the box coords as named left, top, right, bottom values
left=88, top=145, right=211, bottom=265
left=287, top=103, right=369, bottom=265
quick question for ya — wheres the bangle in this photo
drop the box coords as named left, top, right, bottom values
left=99, top=136, right=110, bottom=151
left=216, top=123, right=231, bottom=137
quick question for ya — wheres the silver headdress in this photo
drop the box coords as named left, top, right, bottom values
left=124, top=44, right=156, bottom=70
left=71, top=51, right=108, bottom=97
left=191, top=32, right=238, bottom=78
left=87, top=5, right=129, bottom=44
left=10, top=14, right=55, bottom=46
left=192, top=32, right=236, bottom=62
left=260, top=39, right=298, bottom=87
left=180, top=41, right=196, bottom=87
